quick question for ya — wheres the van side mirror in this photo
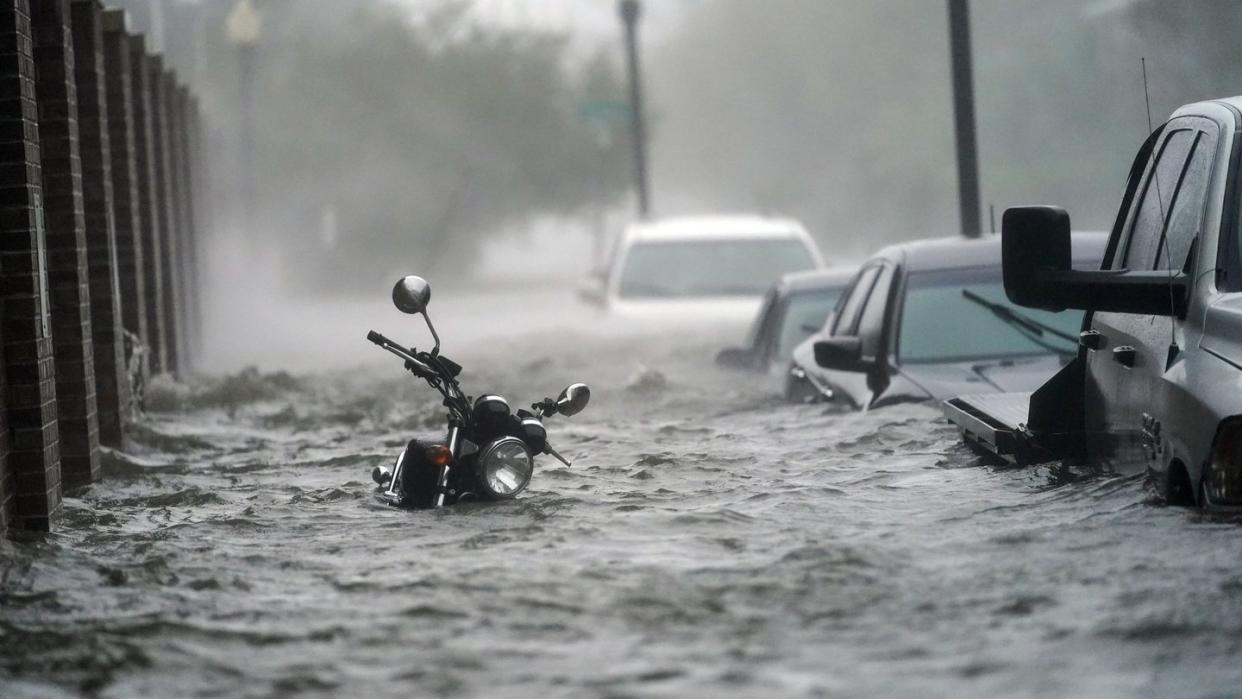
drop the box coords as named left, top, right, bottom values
left=1002, top=206, right=1188, bottom=316
left=813, top=336, right=870, bottom=372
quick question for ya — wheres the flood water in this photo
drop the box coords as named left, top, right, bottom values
left=3, top=289, right=1242, bottom=698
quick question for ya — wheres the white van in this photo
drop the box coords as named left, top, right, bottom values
left=582, top=215, right=825, bottom=329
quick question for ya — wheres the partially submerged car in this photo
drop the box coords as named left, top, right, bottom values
left=944, top=97, right=1242, bottom=510
left=579, top=215, right=824, bottom=329
left=786, top=234, right=1107, bottom=406
left=716, top=266, right=855, bottom=378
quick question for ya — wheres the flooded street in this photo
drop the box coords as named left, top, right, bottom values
left=3, top=293, right=1242, bottom=698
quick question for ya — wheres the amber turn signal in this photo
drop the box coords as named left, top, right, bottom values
left=427, top=444, right=453, bottom=466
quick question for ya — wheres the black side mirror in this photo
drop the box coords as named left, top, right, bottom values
left=1002, top=206, right=1188, bottom=316
left=813, top=336, right=869, bottom=372
left=715, top=347, right=756, bottom=370
left=1003, top=207, right=1072, bottom=311
left=555, top=383, right=591, bottom=417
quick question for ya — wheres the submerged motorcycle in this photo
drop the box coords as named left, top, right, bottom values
left=368, top=275, right=590, bottom=508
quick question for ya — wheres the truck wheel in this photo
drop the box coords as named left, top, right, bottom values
left=1165, top=461, right=1194, bottom=507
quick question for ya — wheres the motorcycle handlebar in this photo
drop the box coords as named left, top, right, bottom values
left=367, top=329, right=435, bottom=377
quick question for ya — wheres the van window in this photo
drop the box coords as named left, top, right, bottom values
left=617, top=239, right=816, bottom=298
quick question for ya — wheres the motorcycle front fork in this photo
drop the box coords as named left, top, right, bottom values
left=434, top=424, right=462, bottom=507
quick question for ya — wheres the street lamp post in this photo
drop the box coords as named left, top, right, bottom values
left=226, top=0, right=261, bottom=232
left=618, top=0, right=651, bottom=219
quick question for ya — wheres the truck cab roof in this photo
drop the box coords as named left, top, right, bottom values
left=868, top=232, right=1108, bottom=273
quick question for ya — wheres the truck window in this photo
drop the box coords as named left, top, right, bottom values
left=832, top=265, right=880, bottom=336
left=1157, top=127, right=1218, bottom=271
left=857, top=264, right=894, bottom=360
left=1121, top=129, right=1195, bottom=270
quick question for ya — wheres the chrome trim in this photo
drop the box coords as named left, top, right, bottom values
left=478, top=436, right=535, bottom=498
left=436, top=426, right=461, bottom=508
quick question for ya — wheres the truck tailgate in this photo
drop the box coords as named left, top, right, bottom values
left=942, top=392, right=1037, bottom=464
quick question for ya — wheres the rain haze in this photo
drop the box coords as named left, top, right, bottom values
left=3, top=0, right=1242, bottom=697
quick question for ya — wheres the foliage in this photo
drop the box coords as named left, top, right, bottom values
left=247, top=1, right=630, bottom=290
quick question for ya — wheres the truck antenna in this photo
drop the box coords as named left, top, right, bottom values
left=1142, top=57, right=1180, bottom=353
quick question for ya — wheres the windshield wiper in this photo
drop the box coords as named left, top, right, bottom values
left=960, top=289, right=1078, bottom=351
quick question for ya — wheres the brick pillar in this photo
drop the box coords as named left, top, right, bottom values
left=148, top=60, right=179, bottom=376
left=32, top=0, right=100, bottom=490
left=0, top=322, right=9, bottom=532
left=69, top=0, right=125, bottom=448
left=165, top=78, right=190, bottom=371
left=186, top=94, right=204, bottom=358
left=101, top=10, right=145, bottom=392
left=0, top=0, right=62, bottom=531
left=176, top=86, right=200, bottom=368
left=127, top=34, right=165, bottom=375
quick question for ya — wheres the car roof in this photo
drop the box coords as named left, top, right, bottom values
left=778, top=265, right=857, bottom=293
left=871, top=232, right=1109, bottom=272
left=623, top=214, right=811, bottom=242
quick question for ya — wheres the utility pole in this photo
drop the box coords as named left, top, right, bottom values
left=948, top=0, right=982, bottom=238
left=619, top=0, right=651, bottom=219
left=226, top=0, right=262, bottom=232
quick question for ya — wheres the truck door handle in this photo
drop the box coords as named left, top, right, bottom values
left=1113, top=345, right=1136, bottom=367
left=1080, top=330, right=1104, bottom=350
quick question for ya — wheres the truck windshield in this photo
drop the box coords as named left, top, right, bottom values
left=899, top=267, right=1083, bottom=364
left=618, top=239, right=817, bottom=298
left=775, top=289, right=843, bottom=361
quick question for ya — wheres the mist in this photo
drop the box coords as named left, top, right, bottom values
left=104, top=0, right=1242, bottom=372
left=647, top=0, right=1242, bottom=259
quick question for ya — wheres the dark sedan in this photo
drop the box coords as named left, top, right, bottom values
left=786, top=234, right=1107, bottom=407
left=716, top=267, right=855, bottom=381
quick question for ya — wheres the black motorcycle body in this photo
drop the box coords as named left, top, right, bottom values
left=368, top=276, right=589, bottom=509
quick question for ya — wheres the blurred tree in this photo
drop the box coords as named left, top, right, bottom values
left=231, top=0, right=628, bottom=291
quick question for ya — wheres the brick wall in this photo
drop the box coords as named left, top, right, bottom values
left=32, top=0, right=100, bottom=490
left=126, top=34, right=164, bottom=375
left=70, top=0, right=126, bottom=448
left=163, top=74, right=188, bottom=372
left=148, top=59, right=179, bottom=376
left=101, top=11, right=146, bottom=379
left=0, top=0, right=62, bottom=531
left=0, top=321, right=9, bottom=532
left=173, top=85, right=197, bottom=367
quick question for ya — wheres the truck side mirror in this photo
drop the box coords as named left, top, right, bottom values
left=1001, top=205, right=1189, bottom=317
left=1003, top=207, right=1072, bottom=311
left=813, top=336, right=870, bottom=373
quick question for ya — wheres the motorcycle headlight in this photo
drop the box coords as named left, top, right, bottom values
left=1204, top=419, right=1242, bottom=506
left=478, top=436, right=534, bottom=499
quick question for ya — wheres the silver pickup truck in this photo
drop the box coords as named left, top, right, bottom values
left=944, top=96, right=1242, bottom=510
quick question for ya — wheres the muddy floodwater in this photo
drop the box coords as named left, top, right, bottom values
left=3, top=291, right=1242, bottom=698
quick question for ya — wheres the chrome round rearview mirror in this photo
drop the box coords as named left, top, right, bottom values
left=555, top=383, right=591, bottom=417
left=392, top=276, right=431, bottom=315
